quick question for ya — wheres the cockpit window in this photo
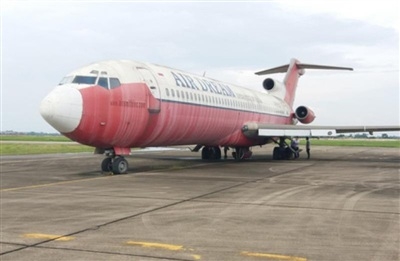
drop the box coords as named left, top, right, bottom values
left=58, top=76, right=74, bottom=85
left=59, top=74, right=121, bottom=90
left=97, top=77, right=109, bottom=89
left=110, top=78, right=121, bottom=89
left=72, top=76, right=97, bottom=85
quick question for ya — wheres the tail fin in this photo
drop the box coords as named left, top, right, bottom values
left=255, top=59, right=353, bottom=107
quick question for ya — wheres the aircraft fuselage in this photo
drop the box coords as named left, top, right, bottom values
left=41, top=60, right=292, bottom=151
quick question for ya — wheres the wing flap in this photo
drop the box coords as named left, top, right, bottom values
left=258, top=128, right=336, bottom=137
left=243, top=123, right=400, bottom=138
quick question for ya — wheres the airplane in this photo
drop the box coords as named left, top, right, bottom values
left=40, top=58, right=400, bottom=174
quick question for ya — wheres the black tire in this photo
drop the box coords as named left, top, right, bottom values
left=273, top=147, right=280, bottom=160
left=112, top=157, right=128, bottom=174
left=202, top=146, right=221, bottom=160
left=284, top=147, right=293, bottom=160
left=201, top=147, right=209, bottom=160
left=101, top=158, right=112, bottom=172
left=213, top=146, right=221, bottom=160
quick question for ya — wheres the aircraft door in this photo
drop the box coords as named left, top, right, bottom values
left=137, top=67, right=161, bottom=113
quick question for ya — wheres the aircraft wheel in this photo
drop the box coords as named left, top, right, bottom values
left=201, top=147, right=209, bottom=160
left=284, top=147, right=294, bottom=160
left=101, top=157, right=112, bottom=172
left=212, top=146, right=221, bottom=160
left=202, top=147, right=221, bottom=160
left=272, top=147, right=280, bottom=160
left=112, top=157, right=128, bottom=174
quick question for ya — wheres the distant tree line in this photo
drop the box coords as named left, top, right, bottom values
left=1, top=130, right=61, bottom=136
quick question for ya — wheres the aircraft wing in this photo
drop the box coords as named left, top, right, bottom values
left=242, top=123, right=400, bottom=138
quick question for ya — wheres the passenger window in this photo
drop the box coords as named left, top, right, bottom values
left=166, top=88, right=170, bottom=96
left=171, top=89, right=175, bottom=97
left=110, top=78, right=121, bottom=89
left=98, top=77, right=109, bottom=89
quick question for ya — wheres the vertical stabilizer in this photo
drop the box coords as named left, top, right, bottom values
left=282, top=58, right=302, bottom=107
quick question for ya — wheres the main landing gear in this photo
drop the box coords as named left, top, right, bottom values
left=201, top=146, right=222, bottom=160
left=201, top=146, right=252, bottom=160
left=272, top=137, right=298, bottom=160
left=232, top=147, right=252, bottom=160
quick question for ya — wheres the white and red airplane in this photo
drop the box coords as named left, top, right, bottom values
left=40, top=58, right=400, bottom=174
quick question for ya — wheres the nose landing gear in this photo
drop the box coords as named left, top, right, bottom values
left=101, top=156, right=129, bottom=174
left=100, top=149, right=129, bottom=174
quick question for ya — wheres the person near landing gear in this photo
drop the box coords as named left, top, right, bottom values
left=223, top=146, right=229, bottom=159
left=290, top=137, right=299, bottom=159
left=306, top=137, right=311, bottom=159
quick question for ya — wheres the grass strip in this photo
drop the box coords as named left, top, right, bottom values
left=0, top=143, right=93, bottom=155
left=1, top=137, right=399, bottom=156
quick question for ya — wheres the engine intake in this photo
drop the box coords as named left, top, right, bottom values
left=262, top=78, right=285, bottom=92
left=295, top=106, right=315, bottom=124
left=263, top=78, right=275, bottom=90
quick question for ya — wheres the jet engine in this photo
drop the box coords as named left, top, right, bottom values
left=262, top=78, right=286, bottom=100
left=262, top=78, right=285, bottom=91
left=295, top=106, right=315, bottom=124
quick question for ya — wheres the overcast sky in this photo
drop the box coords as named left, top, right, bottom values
left=1, top=0, right=399, bottom=133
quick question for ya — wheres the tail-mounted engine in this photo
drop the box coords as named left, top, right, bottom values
left=262, top=78, right=286, bottom=100
left=295, top=106, right=315, bottom=124
left=263, top=78, right=284, bottom=91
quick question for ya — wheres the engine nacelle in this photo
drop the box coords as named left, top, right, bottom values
left=295, top=106, right=316, bottom=124
left=262, top=78, right=286, bottom=100
left=262, top=78, right=285, bottom=91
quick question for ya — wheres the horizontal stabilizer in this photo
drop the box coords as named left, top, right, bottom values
left=255, top=62, right=353, bottom=75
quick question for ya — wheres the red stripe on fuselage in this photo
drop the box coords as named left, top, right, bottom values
left=65, top=84, right=291, bottom=148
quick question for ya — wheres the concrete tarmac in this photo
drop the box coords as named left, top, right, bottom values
left=1, top=146, right=399, bottom=261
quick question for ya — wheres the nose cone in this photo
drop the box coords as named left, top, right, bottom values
left=40, top=86, right=83, bottom=133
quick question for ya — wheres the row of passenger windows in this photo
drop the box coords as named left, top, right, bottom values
left=164, top=88, right=287, bottom=115
left=59, top=75, right=121, bottom=89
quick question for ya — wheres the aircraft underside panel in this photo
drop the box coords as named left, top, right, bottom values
left=135, top=99, right=290, bottom=147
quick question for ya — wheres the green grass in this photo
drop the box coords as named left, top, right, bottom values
left=0, top=143, right=93, bottom=155
left=1, top=135, right=71, bottom=142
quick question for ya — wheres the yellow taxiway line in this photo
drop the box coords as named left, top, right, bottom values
left=23, top=233, right=74, bottom=241
left=126, top=241, right=183, bottom=251
left=126, top=241, right=201, bottom=260
left=241, top=251, right=307, bottom=261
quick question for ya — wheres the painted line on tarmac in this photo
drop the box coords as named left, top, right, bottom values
left=241, top=251, right=307, bottom=261
left=23, top=233, right=74, bottom=241
left=126, top=241, right=183, bottom=251
left=126, top=241, right=201, bottom=260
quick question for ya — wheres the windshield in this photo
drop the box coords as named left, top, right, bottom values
left=58, top=76, right=74, bottom=85
left=72, top=76, right=97, bottom=85
left=58, top=74, right=121, bottom=89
